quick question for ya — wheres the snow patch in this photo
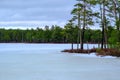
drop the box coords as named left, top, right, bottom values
left=73, top=53, right=116, bottom=58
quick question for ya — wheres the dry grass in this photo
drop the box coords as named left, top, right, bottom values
left=62, top=48, right=120, bottom=57
left=96, top=48, right=120, bottom=57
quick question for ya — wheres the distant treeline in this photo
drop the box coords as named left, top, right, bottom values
left=0, top=25, right=117, bottom=43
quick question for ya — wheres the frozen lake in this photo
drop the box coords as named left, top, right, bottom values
left=0, top=43, right=120, bottom=80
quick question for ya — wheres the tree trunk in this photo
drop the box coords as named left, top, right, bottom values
left=116, top=0, right=120, bottom=30
left=77, top=5, right=81, bottom=50
left=71, top=42, right=73, bottom=50
left=77, top=0, right=82, bottom=50
left=118, top=9, right=120, bottom=41
left=81, top=27, right=85, bottom=50
left=101, top=0, right=105, bottom=49
left=104, top=12, right=107, bottom=48
left=81, top=0, right=86, bottom=50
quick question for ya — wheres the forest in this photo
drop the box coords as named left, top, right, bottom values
left=0, top=0, right=120, bottom=51
left=0, top=25, right=118, bottom=44
left=0, top=26, right=102, bottom=43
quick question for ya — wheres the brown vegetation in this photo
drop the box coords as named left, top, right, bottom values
left=96, top=48, right=120, bottom=57
left=62, top=48, right=96, bottom=54
left=62, top=48, right=120, bottom=57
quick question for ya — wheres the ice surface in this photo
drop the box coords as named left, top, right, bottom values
left=0, top=43, right=120, bottom=80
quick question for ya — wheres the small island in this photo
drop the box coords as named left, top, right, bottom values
left=62, top=0, right=120, bottom=57
left=62, top=48, right=120, bottom=57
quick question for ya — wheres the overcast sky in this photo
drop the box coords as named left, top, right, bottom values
left=0, top=0, right=76, bottom=29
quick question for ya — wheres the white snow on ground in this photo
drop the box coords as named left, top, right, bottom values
left=73, top=53, right=116, bottom=58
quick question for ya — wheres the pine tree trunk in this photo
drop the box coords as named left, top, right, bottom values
left=77, top=6, right=80, bottom=50
left=77, top=1, right=82, bottom=50
left=81, top=27, right=85, bottom=50
left=118, top=11, right=120, bottom=41
left=101, top=0, right=105, bottom=49
left=81, top=0, right=86, bottom=50
left=71, top=42, right=73, bottom=50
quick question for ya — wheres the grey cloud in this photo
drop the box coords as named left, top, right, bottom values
left=0, top=0, right=75, bottom=28
left=0, top=0, right=75, bottom=9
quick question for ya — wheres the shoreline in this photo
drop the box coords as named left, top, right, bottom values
left=1, top=43, right=119, bottom=57
left=0, top=42, right=99, bottom=44
left=62, top=48, right=120, bottom=57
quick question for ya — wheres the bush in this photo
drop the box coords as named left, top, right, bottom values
left=116, top=42, right=120, bottom=50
